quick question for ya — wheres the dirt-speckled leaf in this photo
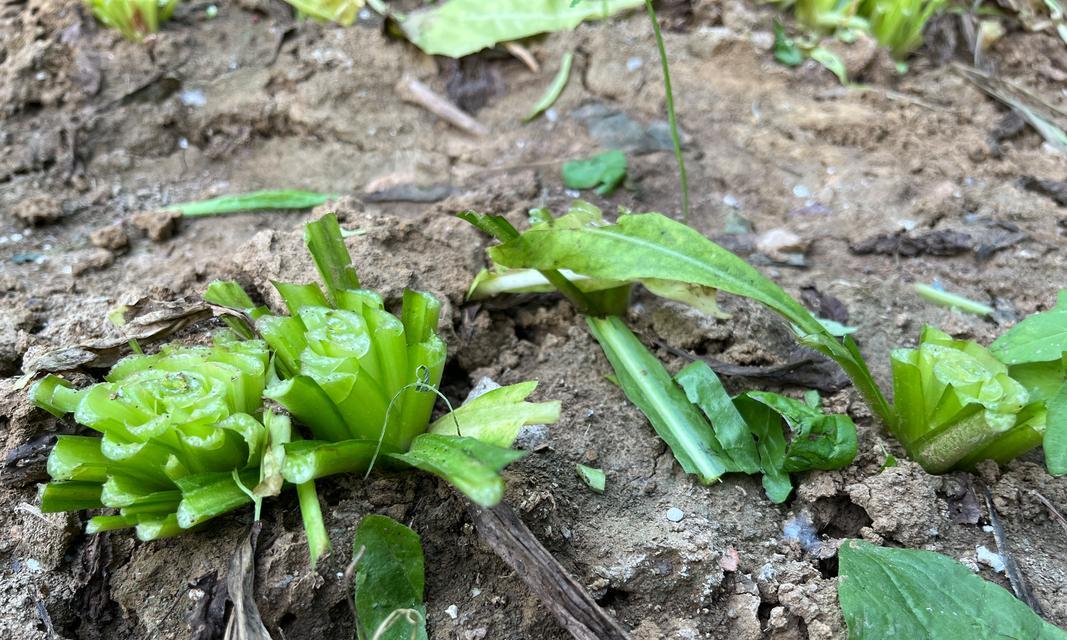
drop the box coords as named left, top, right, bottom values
left=353, top=515, right=427, bottom=640
left=839, top=539, right=1067, bottom=640
left=489, top=211, right=893, bottom=425
left=991, top=290, right=1067, bottom=365
left=390, top=434, right=525, bottom=507
left=397, top=0, right=643, bottom=58
left=742, top=391, right=857, bottom=472
left=562, top=150, right=627, bottom=196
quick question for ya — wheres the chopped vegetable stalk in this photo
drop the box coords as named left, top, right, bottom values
left=32, top=336, right=277, bottom=541
left=167, top=190, right=339, bottom=217
left=891, top=326, right=1032, bottom=472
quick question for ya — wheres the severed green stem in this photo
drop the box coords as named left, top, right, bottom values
left=40, top=481, right=103, bottom=512
left=296, top=480, right=330, bottom=569
left=915, top=283, right=993, bottom=316
left=304, top=213, right=361, bottom=304
left=644, top=0, right=689, bottom=221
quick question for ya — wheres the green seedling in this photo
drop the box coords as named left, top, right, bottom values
left=87, top=0, right=179, bottom=41
left=771, top=0, right=944, bottom=59
left=562, top=151, right=627, bottom=196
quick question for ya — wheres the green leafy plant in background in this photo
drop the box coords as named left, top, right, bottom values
left=31, top=335, right=284, bottom=541
left=282, top=0, right=364, bottom=25
left=562, top=150, right=628, bottom=196
left=461, top=203, right=859, bottom=501
left=207, top=214, right=560, bottom=560
left=353, top=515, right=428, bottom=640
left=463, top=202, right=1067, bottom=479
left=770, top=0, right=946, bottom=59
left=839, top=539, right=1067, bottom=639
left=87, top=0, right=179, bottom=41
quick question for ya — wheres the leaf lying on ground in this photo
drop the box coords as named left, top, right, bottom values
left=838, top=539, right=1067, bottom=640
left=991, top=290, right=1067, bottom=365
left=773, top=20, right=804, bottom=66
left=575, top=464, right=606, bottom=493
left=166, top=190, right=339, bottom=217
left=392, top=0, right=642, bottom=58
left=562, top=150, right=628, bottom=196
left=353, top=515, right=427, bottom=640
left=955, top=63, right=1067, bottom=155
left=526, top=52, right=573, bottom=122
left=676, top=361, right=857, bottom=502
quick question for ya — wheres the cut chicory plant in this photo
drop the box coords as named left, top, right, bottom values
left=31, top=334, right=284, bottom=541
left=207, top=214, right=560, bottom=535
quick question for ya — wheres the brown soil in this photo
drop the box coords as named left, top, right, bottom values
left=2, top=1, right=1066, bottom=639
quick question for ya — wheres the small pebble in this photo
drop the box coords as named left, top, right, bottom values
left=792, top=184, right=811, bottom=198
left=626, top=57, right=644, bottom=71
left=666, top=507, right=684, bottom=522
left=445, top=604, right=459, bottom=620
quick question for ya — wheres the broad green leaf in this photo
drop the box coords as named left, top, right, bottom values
left=428, top=381, right=561, bottom=447
left=353, top=515, right=427, bottom=640
left=734, top=395, right=792, bottom=503
left=586, top=316, right=733, bottom=483
left=525, top=52, right=573, bottom=122
left=576, top=464, right=606, bottom=493
left=991, top=290, right=1067, bottom=365
left=488, top=209, right=893, bottom=425
left=390, top=434, right=526, bottom=507
left=675, top=362, right=761, bottom=473
left=1046, top=382, right=1067, bottom=476
left=742, top=391, right=857, bottom=471
left=562, top=150, right=627, bottom=196
left=839, top=539, right=1067, bottom=640
left=167, top=190, right=338, bottom=217
left=396, top=0, right=643, bottom=58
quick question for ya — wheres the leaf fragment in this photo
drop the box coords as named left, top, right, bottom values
left=353, top=515, right=428, bottom=640
left=562, top=150, right=628, bottom=196
left=525, top=52, right=574, bottom=122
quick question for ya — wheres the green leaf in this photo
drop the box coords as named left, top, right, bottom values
left=1045, top=382, right=1067, bottom=476
left=773, top=20, right=804, bottom=66
left=734, top=395, right=792, bottom=503
left=675, top=361, right=761, bottom=474
left=991, top=290, right=1067, bottom=365
left=561, top=150, right=627, bottom=196
left=427, top=381, right=561, bottom=447
left=389, top=434, right=525, bottom=507
left=576, top=464, right=606, bottom=493
left=838, top=539, right=1067, bottom=640
left=353, top=515, right=427, bottom=640
left=466, top=267, right=625, bottom=301
left=809, top=47, right=848, bottom=84
left=742, top=392, right=857, bottom=471
left=525, top=52, right=573, bottom=121
left=396, top=0, right=642, bottom=58
left=586, top=316, right=732, bottom=484
left=167, top=190, right=339, bottom=217
left=488, top=209, right=893, bottom=426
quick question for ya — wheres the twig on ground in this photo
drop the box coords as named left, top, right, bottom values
left=983, top=487, right=1044, bottom=615
left=395, top=75, right=489, bottom=137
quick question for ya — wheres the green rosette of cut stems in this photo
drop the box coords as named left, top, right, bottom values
left=890, top=326, right=1037, bottom=473
left=31, top=334, right=286, bottom=541
left=31, top=213, right=559, bottom=568
left=205, top=213, right=560, bottom=563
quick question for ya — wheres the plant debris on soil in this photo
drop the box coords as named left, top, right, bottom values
left=1, top=1, right=1066, bottom=639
